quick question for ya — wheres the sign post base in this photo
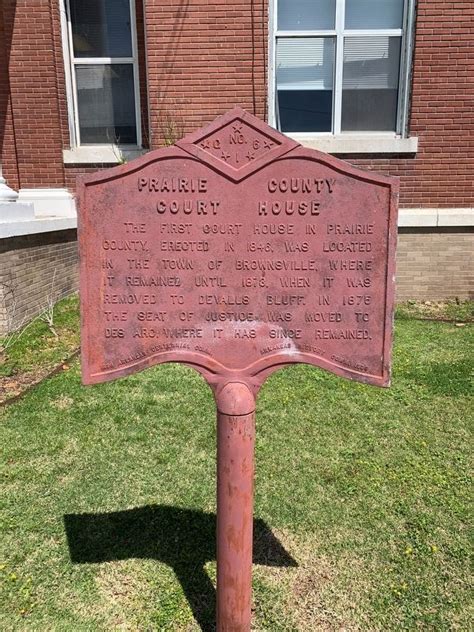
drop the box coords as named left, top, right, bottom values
left=216, top=382, right=256, bottom=632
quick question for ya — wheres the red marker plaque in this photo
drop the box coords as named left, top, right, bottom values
left=78, top=108, right=398, bottom=630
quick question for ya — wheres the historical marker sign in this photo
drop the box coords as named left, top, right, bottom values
left=78, top=108, right=398, bottom=630
left=79, top=108, right=398, bottom=389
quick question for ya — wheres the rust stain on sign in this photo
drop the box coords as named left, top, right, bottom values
left=78, top=107, right=398, bottom=390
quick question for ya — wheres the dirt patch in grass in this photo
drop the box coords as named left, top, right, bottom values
left=0, top=351, right=78, bottom=406
left=396, top=299, right=473, bottom=323
left=0, top=365, right=50, bottom=402
left=95, top=563, right=143, bottom=630
left=52, top=394, right=75, bottom=411
left=0, top=353, right=78, bottom=406
left=255, top=529, right=375, bottom=631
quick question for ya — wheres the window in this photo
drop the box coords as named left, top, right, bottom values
left=63, top=0, right=141, bottom=147
left=270, top=0, right=415, bottom=137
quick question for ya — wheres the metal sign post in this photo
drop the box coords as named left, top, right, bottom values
left=216, top=382, right=256, bottom=630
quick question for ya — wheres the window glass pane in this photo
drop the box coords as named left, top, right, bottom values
left=278, top=0, right=336, bottom=31
left=345, top=0, right=404, bottom=30
left=276, top=38, right=334, bottom=132
left=76, top=64, right=137, bottom=144
left=341, top=36, right=401, bottom=132
left=70, top=0, right=132, bottom=58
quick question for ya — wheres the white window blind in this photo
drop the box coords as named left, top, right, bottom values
left=343, top=37, right=401, bottom=90
left=277, top=38, right=335, bottom=90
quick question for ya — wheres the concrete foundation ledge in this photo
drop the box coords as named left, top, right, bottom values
left=0, top=189, right=77, bottom=238
left=0, top=216, right=77, bottom=239
left=17, top=188, right=76, bottom=217
left=399, top=208, right=474, bottom=228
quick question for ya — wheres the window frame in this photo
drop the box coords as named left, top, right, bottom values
left=268, top=0, right=416, bottom=139
left=61, top=0, right=142, bottom=149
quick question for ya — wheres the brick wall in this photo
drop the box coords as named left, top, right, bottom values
left=1, top=0, right=66, bottom=190
left=142, top=0, right=474, bottom=209
left=0, top=1, right=19, bottom=190
left=64, top=0, right=268, bottom=194
left=0, top=230, right=78, bottom=334
left=349, top=0, right=473, bottom=207
left=396, top=229, right=474, bottom=301
left=2, top=0, right=470, bottom=209
left=144, top=0, right=268, bottom=147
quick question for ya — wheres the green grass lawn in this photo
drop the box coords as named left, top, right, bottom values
left=0, top=295, right=80, bottom=404
left=1, top=312, right=472, bottom=630
left=0, top=295, right=80, bottom=379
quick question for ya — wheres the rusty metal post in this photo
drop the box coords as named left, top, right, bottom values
left=216, top=382, right=256, bottom=632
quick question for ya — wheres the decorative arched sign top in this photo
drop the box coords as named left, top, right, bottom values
left=78, top=107, right=398, bottom=390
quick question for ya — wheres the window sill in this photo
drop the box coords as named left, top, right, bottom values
left=63, top=145, right=146, bottom=165
left=287, top=134, right=418, bottom=154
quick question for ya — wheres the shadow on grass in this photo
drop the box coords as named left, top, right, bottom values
left=64, top=505, right=297, bottom=631
left=404, top=359, right=473, bottom=397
